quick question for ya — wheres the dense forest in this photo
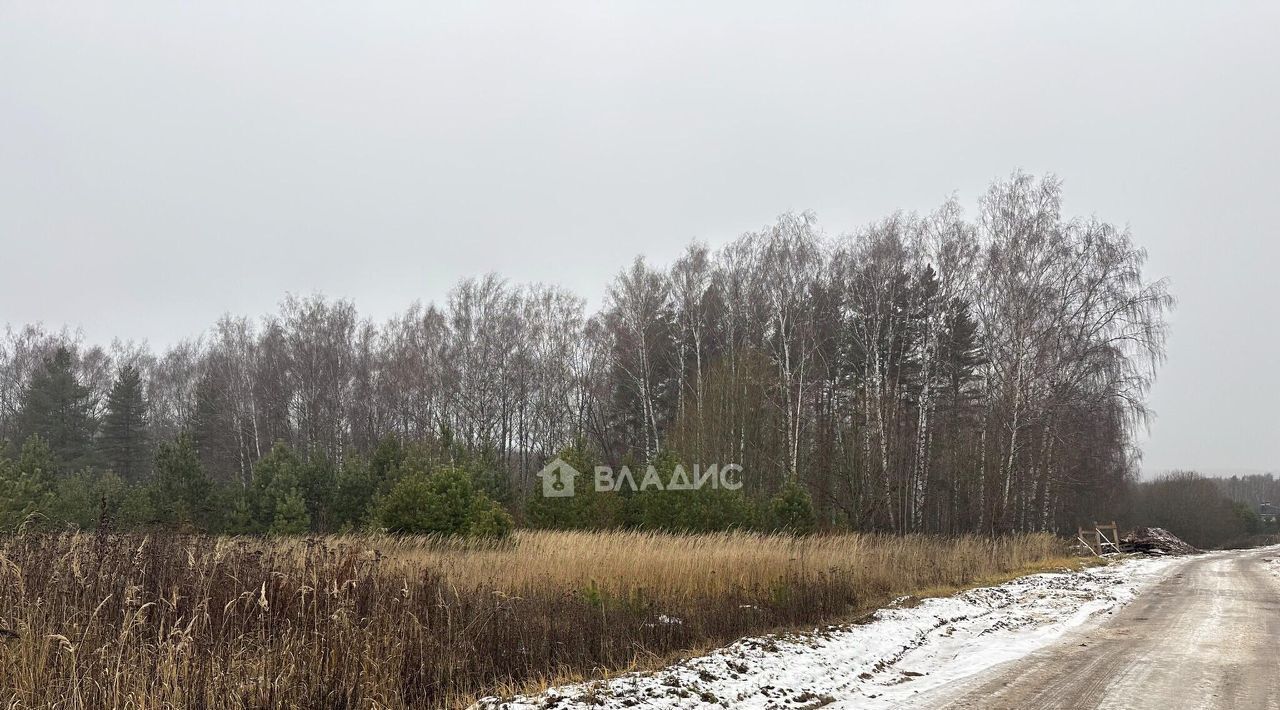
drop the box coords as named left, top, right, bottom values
left=1128, top=471, right=1279, bottom=549
left=0, top=172, right=1183, bottom=536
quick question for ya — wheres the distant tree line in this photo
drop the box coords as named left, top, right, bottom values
left=0, top=172, right=1173, bottom=535
left=1124, top=471, right=1275, bottom=549
left=1214, top=473, right=1280, bottom=510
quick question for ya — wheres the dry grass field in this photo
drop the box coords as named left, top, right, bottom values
left=0, top=530, right=1071, bottom=709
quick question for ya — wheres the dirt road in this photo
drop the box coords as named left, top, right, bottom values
left=905, top=547, right=1280, bottom=710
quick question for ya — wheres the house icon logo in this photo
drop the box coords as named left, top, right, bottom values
left=537, top=458, right=581, bottom=497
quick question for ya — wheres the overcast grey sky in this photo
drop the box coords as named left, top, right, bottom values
left=1, top=2, right=1276, bottom=474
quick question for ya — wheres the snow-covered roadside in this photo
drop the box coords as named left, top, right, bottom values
left=1262, top=553, right=1280, bottom=577
left=472, top=556, right=1183, bottom=710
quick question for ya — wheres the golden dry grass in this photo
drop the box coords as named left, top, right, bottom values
left=0, top=530, right=1071, bottom=709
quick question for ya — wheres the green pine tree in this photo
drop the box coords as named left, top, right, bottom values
left=0, top=437, right=57, bottom=530
left=769, top=479, right=817, bottom=534
left=152, top=434, right=213, bottom=529
left=334, top=455, right=377, bottom=529
left=48, top=470, right=95, bottom=528
left=227, top=492, right=255, bottom=534
left=369, top=434, right=405, bottom=489
left=466, top=495, right=514, bottom=538
left=379, top=466, right=472, bottom=535
left=378, top=464, right=509, bottom=537
left=99, top=365, right=151, bottom=483
left=270, top=489, right=311, bottom=535
left=248, top=442, right=303, bottom=532
left=629, top=453, right=758, bottom=533
left=526, top=444, right=625, bottom=530
left=297, top=455, right=337, bottom=531
left=15, top=347, right=98, bottom=472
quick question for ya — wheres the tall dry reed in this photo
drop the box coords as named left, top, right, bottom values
left=0, top=530, right=1068, bottom=708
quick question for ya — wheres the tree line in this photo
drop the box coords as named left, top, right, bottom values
left=0, top=172, right=1174, bottom=536
left=1127, top=471, right=1277, bottom=549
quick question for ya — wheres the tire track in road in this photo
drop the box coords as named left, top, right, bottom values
left=905, top=547, right=1280, bottom=710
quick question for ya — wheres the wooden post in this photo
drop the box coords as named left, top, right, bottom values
left=1094, top=522, right=1119, bottom=554
left=1078, top=527, right=1100, bottom=556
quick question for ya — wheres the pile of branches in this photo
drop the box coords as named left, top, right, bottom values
left=1121, top=527, right=1200, bottom=555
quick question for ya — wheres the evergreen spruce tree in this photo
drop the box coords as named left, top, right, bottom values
left=940, top=297, right=985, bottom=402
left=15, top=347, right=98, bottom=472
left=99, top=364, right=151, bottom=482
left=190, top=369, right=245, bottom=485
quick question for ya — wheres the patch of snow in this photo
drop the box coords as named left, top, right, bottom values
left=471, top=556, right=1181, bottom=710
left=1262, top=555, right=1280, bottom=577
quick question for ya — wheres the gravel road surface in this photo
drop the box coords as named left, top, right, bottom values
left=905, top=547, right=1280, bottom=710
